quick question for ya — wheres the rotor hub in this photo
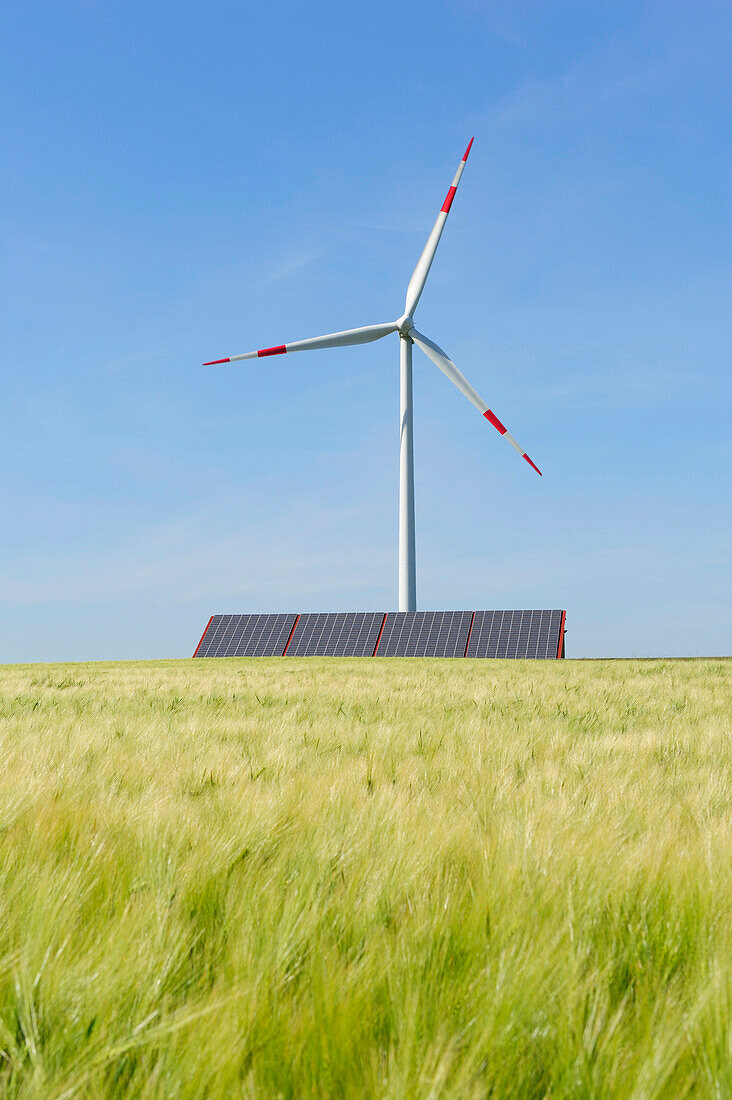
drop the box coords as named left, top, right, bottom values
left=397, top=314, right=415, bottom=336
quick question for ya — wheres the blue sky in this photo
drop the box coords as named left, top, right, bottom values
left=2, top=0, right=730, bottom=660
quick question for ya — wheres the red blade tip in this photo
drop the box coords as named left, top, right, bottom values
left=523, top=454, right=542, bottom=476
left=484, top=408, right=507, bottom=435
left=463, top=137, right=474, bottom=161
left=203, top=357, right=230, bottom=365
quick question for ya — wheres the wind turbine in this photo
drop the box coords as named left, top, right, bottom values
left=204, top=139, right=542, bottom=613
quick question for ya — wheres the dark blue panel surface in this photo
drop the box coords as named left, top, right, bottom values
left=376, top=611, right=473, bottom=657
left=194, top=613, right=297, bottom=657
left=286, top=612, right=385, bottom=657
left=465, top=610, right=563, bottom=659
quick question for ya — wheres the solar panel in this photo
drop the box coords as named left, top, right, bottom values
left=286, top=612, right=385, bottom=657
left=193, top=613, right=297, bottom=658
left=375, top=611, right=473, bottom=657
left=194, top=610, right=566, bottom=658
left=465, top=610, right=564, bottom=659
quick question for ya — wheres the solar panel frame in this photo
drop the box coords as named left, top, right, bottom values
left=376, top=611, right=473, bottom=657
left=193, top=613, right=298, bottom=658
left=286, top=612, right=385, bottom=657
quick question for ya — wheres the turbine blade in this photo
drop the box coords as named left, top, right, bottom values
left=404, top=138, right=473, bottom=318
left=411, top=328, right=542, bottom=476
left=204, top=321, right=398, bottom=365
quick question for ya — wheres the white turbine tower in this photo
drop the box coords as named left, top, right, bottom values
left=204, top=139, right=542, bottom=612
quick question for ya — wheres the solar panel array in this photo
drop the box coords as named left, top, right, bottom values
left=193, top=613, right=297, bottom=658
left=466, top=610, right=563, bottom=659
left=376, top=611, right=473, bottom=657
left=286, top=612, right=385, bottom=657
left=194, top=610, right=566, bottom=659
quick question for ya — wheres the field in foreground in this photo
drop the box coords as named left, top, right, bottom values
left=0, top=657, right=730, bottom=1098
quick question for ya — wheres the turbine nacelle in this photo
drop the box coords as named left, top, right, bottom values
left=396, top=314, right=416, bottom=337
